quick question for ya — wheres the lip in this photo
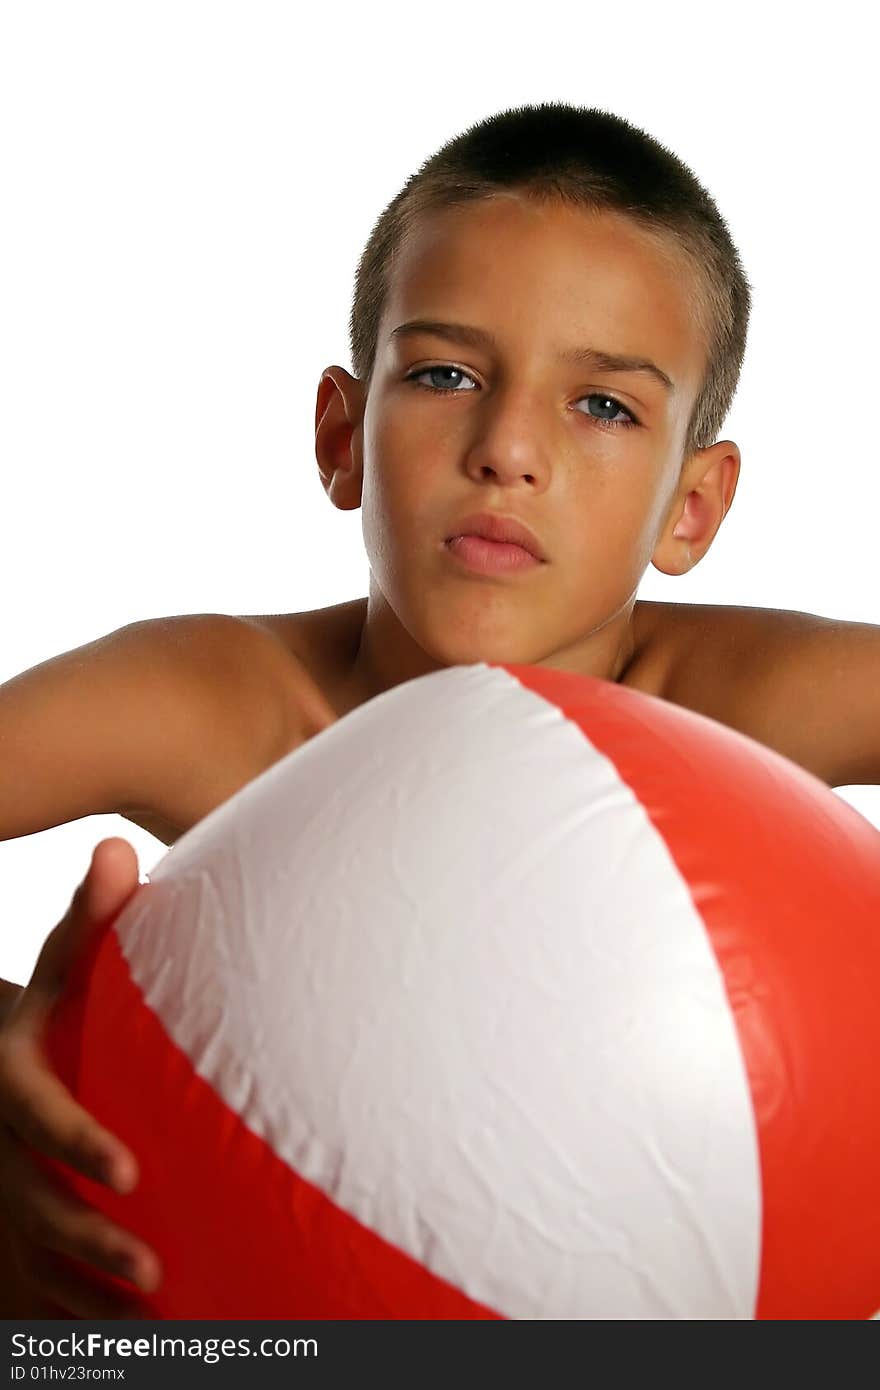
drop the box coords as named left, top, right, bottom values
left=444, top=512, right=547, bottom=562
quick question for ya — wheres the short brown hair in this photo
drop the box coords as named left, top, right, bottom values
left=349, top=102, right=752, bottom=465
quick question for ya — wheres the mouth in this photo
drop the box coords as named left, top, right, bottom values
left=444, top=512, right=547, bottom=562
left=444, top=534, right=544, bottom=575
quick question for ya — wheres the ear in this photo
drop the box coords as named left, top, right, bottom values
left=651, top=440, right=741, bottom=576
left=314, top=366, right=367, bottom=512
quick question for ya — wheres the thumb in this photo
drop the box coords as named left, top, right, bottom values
left=14, top=838, right=142, bottom=1031
left=73, top=837, right=141, bottom=930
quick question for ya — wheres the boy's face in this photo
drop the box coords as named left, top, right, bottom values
left=319, top=194, right=738, bottom=679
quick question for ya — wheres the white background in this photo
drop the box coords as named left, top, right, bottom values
left=1, top=2, right=877, bottom=988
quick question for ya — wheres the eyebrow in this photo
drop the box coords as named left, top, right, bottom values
left=389, top=318, right=675, bottom=396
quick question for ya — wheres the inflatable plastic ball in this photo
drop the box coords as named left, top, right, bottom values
left=45, top=663, right=880, bottom=1319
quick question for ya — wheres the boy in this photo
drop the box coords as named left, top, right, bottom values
left=1, top=102, right=878, bottom=1319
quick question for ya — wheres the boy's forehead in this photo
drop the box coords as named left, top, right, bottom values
left=380, top=197, right=704, bottom=406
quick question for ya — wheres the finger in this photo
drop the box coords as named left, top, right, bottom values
left=12, top=838, right=142, bottom=1032
left=4, top=1167, right=161, bottom=1293
left=0, top=1131, right=161, bottom=1293
left=75, top=837, right=142, bottom=925
left=20, top=1246, right=152, bottom=1320
left=0, top=1049, right=138, bottom=1191
left=0, top=837, right=143, bottom=1193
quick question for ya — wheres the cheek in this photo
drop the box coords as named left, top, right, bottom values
left=562, top=493, right=660, bottom=587
left=366, top=425, right=447, bottom=530
left=366, top=466, right=423, bottom=537
left=359, top=458, right=431, bottom=576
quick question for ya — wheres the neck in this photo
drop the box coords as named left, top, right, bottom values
left=334, top=579, right=640, bottom=716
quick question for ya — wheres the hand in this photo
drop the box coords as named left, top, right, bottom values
left=0, top=837, right=163, bottom=1317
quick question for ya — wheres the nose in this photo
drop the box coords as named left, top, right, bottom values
left=462, top=388, right=551, bottom=489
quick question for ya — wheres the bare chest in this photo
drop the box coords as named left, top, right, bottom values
left=126, top=598, right=712, bottom=850
left=254, top=596, right=687, bottom=713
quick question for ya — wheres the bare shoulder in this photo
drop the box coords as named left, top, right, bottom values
left=0, top=610, right=331, bottom=853
left=642, top=599, right=880, bottom=786
left=634, top=597, right=809, bottom=717
left=117, top=611, right=337, bottom=846
left=646, top=599, right=828, bottom=717
left=158, top=608, right=341, bottom=737
left=241, top=599, right=366, bottom=721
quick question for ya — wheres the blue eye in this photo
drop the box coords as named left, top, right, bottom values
left=403, top=366, right=639, bottom=431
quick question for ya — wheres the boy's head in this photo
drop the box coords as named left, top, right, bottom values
left=315, top=103, right=751, bottom=681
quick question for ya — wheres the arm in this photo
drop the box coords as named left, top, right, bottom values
left=0, top=612, right=294, bottom=1316
left=0, top=612, right=293, bottom=843
left=665, top=603, right=880, bottom=788
left=0, top=610, right=291, bottom=1068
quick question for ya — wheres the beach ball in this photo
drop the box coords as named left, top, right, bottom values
left=46, top=663, right=880, bottom=1319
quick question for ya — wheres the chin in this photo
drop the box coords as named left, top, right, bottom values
left=422, top=627, right=544, bottom=671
